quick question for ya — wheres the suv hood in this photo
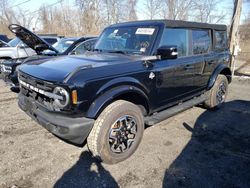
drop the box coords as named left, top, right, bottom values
left=8, top=24, right=59, bottom=54
left=19, top=52, right=157, bottom=83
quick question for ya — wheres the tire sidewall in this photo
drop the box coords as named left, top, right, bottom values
left=211, top=75, right=228, bottom=108
left=97, top=101, right=144, bottom=164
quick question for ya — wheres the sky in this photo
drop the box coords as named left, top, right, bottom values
left=9, top=0, right=250, bottom=25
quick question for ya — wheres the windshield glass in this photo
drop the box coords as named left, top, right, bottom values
left=0, top=40, right=9, bottom=47
left=8, top=38, right=21, bottom=47
left=53, top=39, right=76, bottom=53
left=95, top=26, right=158, bottom=55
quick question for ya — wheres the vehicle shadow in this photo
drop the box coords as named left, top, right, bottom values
left=54, top=151, right=118, bottom=188
left=163, top=100, right=250, bottom=187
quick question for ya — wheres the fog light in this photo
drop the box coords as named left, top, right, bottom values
left=58, top=126, right=69, bottom=134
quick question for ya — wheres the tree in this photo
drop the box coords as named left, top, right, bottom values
left=75, top=0, right=102, bottom=34
left=144, top=0, right=162, bottom=19
left=103, top=0, right=121, bottom=24
left=127, top=0, right=137, bottom=21
left=162, top=0, right=194, bottom=20
left=192, top=0, right=227, bottom=23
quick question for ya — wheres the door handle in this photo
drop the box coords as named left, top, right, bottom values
left=184, top=64, right=194, bottom=70
left=206, top=60, right=214, bottom=65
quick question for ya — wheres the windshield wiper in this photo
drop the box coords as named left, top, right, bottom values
left=107, top=50, right=127, bottom=55
left=94, top=48, right=103, bottom=52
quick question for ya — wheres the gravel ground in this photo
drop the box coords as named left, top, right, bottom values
left=0, top=78, right=250, bottom=188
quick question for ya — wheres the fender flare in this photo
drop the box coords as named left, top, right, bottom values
left=86, top=84, right=149, bottom=119
left=207, top=63, right=232, bottom=90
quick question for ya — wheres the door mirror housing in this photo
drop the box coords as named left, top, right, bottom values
left=18, top=43, right=27, bottom=49
left=157, top=45, right=178, bottom=60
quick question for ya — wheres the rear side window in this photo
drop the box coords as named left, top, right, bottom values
left=192, top=30, right=211, bottom=54
left=215, top=31, right=227, bottom=50
left=159, top=28, right=189, bottom=57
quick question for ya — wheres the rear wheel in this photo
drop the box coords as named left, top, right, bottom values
left=87, top=100, right=144, bottom=164
left=204, top=74, right=228, bottom=109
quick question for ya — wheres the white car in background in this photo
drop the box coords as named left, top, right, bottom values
left=0, top=35, right=61, bottom=61
left=0, top=37, right=37, bottom=60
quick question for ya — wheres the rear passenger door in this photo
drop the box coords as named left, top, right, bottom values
left=203, top=30, right=229, bottom=81
left=191, top=29, right=212, bottom=91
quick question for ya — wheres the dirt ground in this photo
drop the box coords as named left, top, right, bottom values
left=0, top=78, right=250, bottom=188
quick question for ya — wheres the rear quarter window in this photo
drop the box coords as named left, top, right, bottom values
left=215, top=31, right=227, bottom=50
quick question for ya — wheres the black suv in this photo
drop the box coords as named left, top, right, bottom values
left=17, top=20, right=231, bottom=164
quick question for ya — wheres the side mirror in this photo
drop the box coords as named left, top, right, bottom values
left=157, top=45, right=178, bottom=60
left=18, top=43, right=27, bottom=49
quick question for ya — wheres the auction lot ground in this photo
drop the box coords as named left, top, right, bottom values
left=0, top=78, right=250, bottom=188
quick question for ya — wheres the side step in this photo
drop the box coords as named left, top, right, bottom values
left=144, top=93, right=208, bottom=126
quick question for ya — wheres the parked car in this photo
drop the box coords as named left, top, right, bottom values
left=17, top=20, right=231, bottom=164
left=0, top=24, right=98, bottom=90
left=0, top=39, right=9, bottom=48
left=0, top=37, right=38, bottom=59
left=63, top=36, right=97, bottom=55
left=52, top=37, right=80, bottom=53
left=0, top=34, right=11, bottom=43
left=0, top=35, right=61, bottom=60
left=37, top=35, right=62, bottom=45
left=69, top=38, right=98, bottom=55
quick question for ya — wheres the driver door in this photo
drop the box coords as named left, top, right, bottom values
left=151, top=28, right=198, bottom=111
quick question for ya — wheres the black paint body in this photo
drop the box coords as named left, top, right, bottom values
left=17, top=20, right=232, bottom=144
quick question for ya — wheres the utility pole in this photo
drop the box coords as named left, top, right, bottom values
left=229, top=0, right=243, bottom=77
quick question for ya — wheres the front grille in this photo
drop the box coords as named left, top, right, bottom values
left=18, top=71, right=56, bottom=109
left=19, top=71, right=54, bottom=92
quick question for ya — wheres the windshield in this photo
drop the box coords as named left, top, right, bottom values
left=95, top=26, right=158, bottom=55
left=53, top=39, right=76, bottom=53
left=0, top=40, right=9, bottom=47
left=8, top=38, right=21, bottom=47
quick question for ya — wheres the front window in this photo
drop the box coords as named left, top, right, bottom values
left=95, top=26, right=159, bottom=55
left=159, top=28, right=189, bottom=57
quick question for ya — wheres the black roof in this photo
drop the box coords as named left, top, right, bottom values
left=110, top=19, right=227, bottom=31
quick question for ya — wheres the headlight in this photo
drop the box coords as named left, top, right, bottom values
left=52, top=87, right=70, bottom=109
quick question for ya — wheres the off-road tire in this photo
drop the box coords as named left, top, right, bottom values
left=87, top=100, right=144, bottom=164
left=204, top=74, right=228, bottom=109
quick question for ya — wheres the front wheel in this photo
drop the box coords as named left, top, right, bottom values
left=204, top=74, right=228, bottom=109
left=87, top=100, right=144, bottom=164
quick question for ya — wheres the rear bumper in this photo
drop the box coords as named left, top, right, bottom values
left=18, top=93, right=95, bottom=145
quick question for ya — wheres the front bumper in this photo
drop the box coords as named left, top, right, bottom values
left=18, top=93, right=95, bottom=145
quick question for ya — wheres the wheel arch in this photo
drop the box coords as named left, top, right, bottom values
left=86, top=85, right=150, bottom=119
left=207, top=64, right=232, bottom=90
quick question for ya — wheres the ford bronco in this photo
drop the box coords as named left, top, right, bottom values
left=17, top=20, right=231, bottom=164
